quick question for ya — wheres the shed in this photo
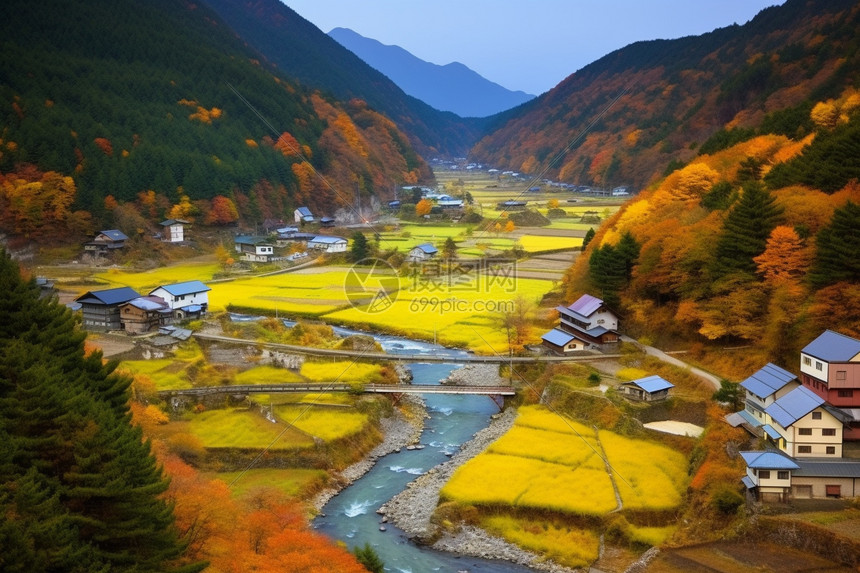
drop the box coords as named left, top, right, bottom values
left=620, top=375, right=674, bottom=402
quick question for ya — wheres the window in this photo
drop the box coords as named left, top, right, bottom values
left=839, top=389, right=854, bottom=398
left=823, top=428, right=837, bottom=436
left=798, top=428, right=812, bottom=435
left=812, top=411, right=822, bottom=420
left=836, top=370, right=847, bottom=381
left=815, top=361, right=823, bottom=371
left=758, top=470, right=771, bottom=479
left=777, top=471, right=789, bottom=480
left=827, top=446, right=836, bottom=455
left=798, top=446, right=812, bottom=454
left=803, top=356, right=812, bottom=366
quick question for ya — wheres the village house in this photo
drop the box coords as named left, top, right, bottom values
left=763, top=385, right=847, bottom=458
left=496, top=200, right=527, bottom=211
left=798, top=331, right=860, bottom=436
left=308, top=235, right=347, bottom=253
left=119, top=296, right=171, bottom=334
left=726, top=363, right=799, bottom=436
left=619, top=375, right=674, bottom=402
left=75, top=286, right=141, bottom=331
left=741, top=450, right=860, bottom=502
left=540, top=328, right=587, bottom=354
left=541, top=294, right=620, bottom=353
left=407, top=243, right=438, bottom=262
left=159, top=219, right=188, bottom=243
left=294, top=206, right=314, bottom=224
left=320, top=216, right=336, bottom=228
left=234, top=235, right=275, bottom=262
left=84, top=229, right=128, bottom=255
left=149, top=280, right=210, bottom=320
left=740, top=451, right=799, bottom=503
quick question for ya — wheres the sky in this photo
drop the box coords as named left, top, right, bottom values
left=283, top=0, right=785, bottom=95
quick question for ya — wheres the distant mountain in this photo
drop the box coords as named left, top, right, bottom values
left=328, top=27, right=535, bottom=118
left=0, top=0, right=431, bottom=240
left=470, top=0, right=860, bottom=190
left=201, top=0, right=485, bottom=156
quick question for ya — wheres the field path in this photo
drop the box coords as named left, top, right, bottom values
left=621, top=336, right=722, bottom=391
left=593, top=426, right=623, bottom=512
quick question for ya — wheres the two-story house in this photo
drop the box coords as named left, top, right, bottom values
left=727, top=363, right=799, bottom=435
left=149, top=281, right=210, bottom=320
left=740, top=450, right=799, bottom=503
left=234, top=236, right=275, bottom=262
left=799, top=330, right=860, bottom=439
left=765, top=385, right=847, bottom=458
left=407, top=243, right=438, bottom=262
left=84, top=229, right=128, bottom=255
left=75, top=286, right=141, bottom=331
left=159, top=219, right=188, bottom=243
left=119, top=296, right=171, bottom=334
left=551, top=294, right=620, bottom=349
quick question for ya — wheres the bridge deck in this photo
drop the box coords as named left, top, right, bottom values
left=159, top=383, right=515, bottom=397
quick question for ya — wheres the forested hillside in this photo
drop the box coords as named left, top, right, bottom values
left=0, top=0, right=431, bottom=243
left=201, top=0, right=485, bottom=155
left=564, top=89, right=860, bottom=373
left=470, top=0, right=860, bottom=191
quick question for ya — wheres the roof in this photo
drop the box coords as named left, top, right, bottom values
left=793, top=458, right=860, bottom=478
left=152, top=281, right=211, bottom=296
left=97, top=229, right=128, bottom=241
left=568, top=294, right=604, bottom=317
left=124, top=296, right=167, bottom=311
left=725, top=410, right=762, bottom=428
left=412, top=243, right=438, bottom=254
left=740, top=451, right=799, bottom=470
left=296, top=207, right=313, bottom=217
left=765, top=385, right=825, bottom=428
left=75, top=287, right=141, bottom=305
left=627, top=375, right=674, bottom=393
left=309, top=235, right=346, bottom=244
left=181, top=304, right=202, bottom=313
left=160, top=219, right=188, bottom=226
left=761, top=424, right=782, bottom=440
left=234, top=235, right=270, bottom=245
left=320, top=216, right=335, bottom=222
left=741, top=476, right=756, bottom=489
left=541, top=328, right=576, bottom=347
left=802, top=330, right=860, bottom=362
left=739, top=362, right=798, bottom=398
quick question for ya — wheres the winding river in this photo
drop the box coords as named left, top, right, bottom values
left=231, top=315, right=536, bottom=571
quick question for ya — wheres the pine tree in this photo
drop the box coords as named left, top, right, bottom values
left=809, top=201, right=860, bottom=287
left=349, top=231, right=370, bottom=262
left=589, top=244, right=627, bottom=309
left=712, top=181, right=783, bottom=281
left=0, top=249, right=201, bottom=572
left=581, top=227, right=595, bottom=251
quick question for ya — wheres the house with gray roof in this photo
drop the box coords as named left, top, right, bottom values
left=119, top=296, right=171, bottom=334
left=234, top=235, right=275, bottom=262
left=159, top=219, right=188, bottom=243
left=619, top=375, right=674, bottom=402
left=84, top=229, right=128, bottom=255
left=75, top=286, right=141, bottom=331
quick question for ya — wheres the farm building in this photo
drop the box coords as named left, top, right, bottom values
left=234, top=235, right=275, bottom=262
left=540, top=328, right=588, bottom=354
left=408, top=243, right=438, bottom=262
left=119, top=296, right=171, bottom=334
left=75, top=286, right=141, bottom=331
left=159, top=219, right=188, bottom=242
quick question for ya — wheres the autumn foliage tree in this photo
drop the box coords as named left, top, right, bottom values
left=206, top=195, right=239, bottom=225
left=415, top=198, right=432, bottom=217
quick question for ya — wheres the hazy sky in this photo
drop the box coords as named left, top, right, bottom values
left=284, top=0, right=784, bottom=94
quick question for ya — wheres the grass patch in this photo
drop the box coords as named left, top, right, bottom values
left=120, top=359, right=190, bottom=390
left=186, top=408, right=315, bottom=449
left=208, top=468, right=329, bottom=499
left=273, top=406, right=369, bottom=442
left=482, top=515, right=600, bottom=569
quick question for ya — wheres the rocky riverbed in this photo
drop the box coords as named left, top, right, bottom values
left=378, top=407, right=579, bottom=573
left=311, top=394, right=426, bottom=513
left=442, top=363, right=505, bottom=386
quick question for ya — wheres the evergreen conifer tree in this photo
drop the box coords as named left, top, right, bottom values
left=809, top=201, right=860, bottom=287
left=0, top=250, right=202, bottom=572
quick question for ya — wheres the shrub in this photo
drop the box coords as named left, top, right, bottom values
left=710, top=485, right=745, bottom=514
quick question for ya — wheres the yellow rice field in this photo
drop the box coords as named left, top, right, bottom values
left=234, top=365, right=304, bottom=385
left=91, top=262, right=221, bottom=294
left=482, top=515, right=600, bottom=569
left=185, top=408, right=315, bottom=449
left=299, top=361, right=385, bottom=383
left=274, top=406, right=369, bottom=442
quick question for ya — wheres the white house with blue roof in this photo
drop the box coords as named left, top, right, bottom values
left=542, top=294, right=620, bottom=353
left=407, top=243, right=438, bottom=262
left=294, top=206, right=314, bottom=224
left=764, top=385, right=845, bottom=458
left=620, top=375, right=674, bottom=402
left=149, top=280, right=210, bottom=319
left=308, top=235, right=347, bottom=253
left=740, top=451, right=799, bottom=503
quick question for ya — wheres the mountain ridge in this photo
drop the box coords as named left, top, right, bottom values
left=328, top=27, right=535, bottom=118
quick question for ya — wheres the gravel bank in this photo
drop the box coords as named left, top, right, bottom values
left=378, top=407, right=577, bottom=572
left=442, top=363, right=504, bottom=386
left=311, top=394, right=426, bottom=512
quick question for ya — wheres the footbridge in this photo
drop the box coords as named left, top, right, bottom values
left=159, top=383, right=516, bottom=398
